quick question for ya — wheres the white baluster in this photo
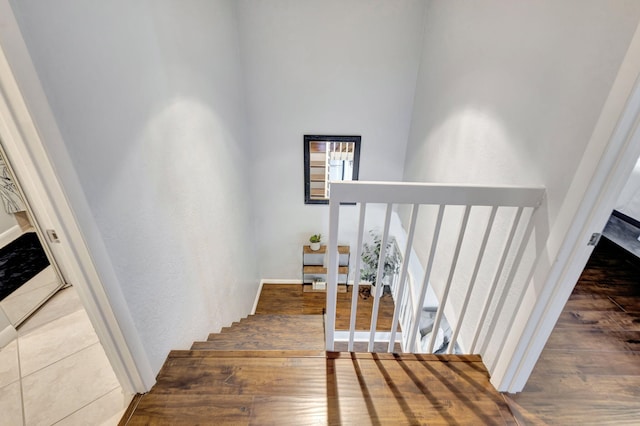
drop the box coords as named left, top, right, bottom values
left=368, top=204, right=393, bottom=352
left=348, top=203, right=367, bottom=351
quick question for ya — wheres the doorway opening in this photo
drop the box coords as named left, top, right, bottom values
left=0, top=142, right=66, bottom=327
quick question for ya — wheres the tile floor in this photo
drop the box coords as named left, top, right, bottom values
left=0, top=286, right=131, bottom=425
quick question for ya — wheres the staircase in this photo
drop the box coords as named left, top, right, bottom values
left=119, top=313, right=517, bottom=425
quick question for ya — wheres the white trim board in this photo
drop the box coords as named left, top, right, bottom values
left=251, top=279, right=303, bottom=314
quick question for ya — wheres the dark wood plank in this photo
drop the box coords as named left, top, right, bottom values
left=544, top=328, right=640, bottom=352
left=152, top=357, right=328, bottom=396
left=555, top=310, right=624, bottom=329
left=609, top=296, right=640, bottom=312
left=126, top=394, right=253, bottom=425
left=249, top=395, right=516, bottom=426
left=521, top=374, right=640, bottom=401
left=562, top=294, right=622, bottom=311
left=532, top=350, right=640, bottom=376
left=505, top=397, right=640, bottom=426
left=554, top=309, right=640, bottom=331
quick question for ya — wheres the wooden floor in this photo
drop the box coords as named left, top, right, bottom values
left=505, top=238, right=640, bottom=424
left=256, top=283, right=398, bottom=331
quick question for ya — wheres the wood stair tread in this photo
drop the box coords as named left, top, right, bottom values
left=231, top=314, right=324, bottom=325
left=131, top=352, right=513, bottom=425
left=191, top=338, right=325, bottom=351
left=125, top=395, right=515, bottom=425
left=215, top=320, right=324, bottom=335
left=204, top=314, right=325, bottom=350
left=169, top=349, right=327, bottom=358
left=155, top=352, right=494, bottom=394
left=229, top=314, right=324, bottom=327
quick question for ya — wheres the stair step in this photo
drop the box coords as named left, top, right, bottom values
left=218, top=314, right=323, bottom=328
left=191, top=336, right=324, bottom=351
left=207, top=314, right=324, bottom=341
left=219, top=324, right=241, bottom=334
left=133, top=352, right=512, bottom=425
left=169, top=349, right=326, bottom=359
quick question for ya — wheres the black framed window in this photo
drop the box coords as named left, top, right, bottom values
left=304, top=135, right=361, bottom=204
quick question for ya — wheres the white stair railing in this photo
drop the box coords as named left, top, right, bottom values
left=325, top=181, right=545, bottom=355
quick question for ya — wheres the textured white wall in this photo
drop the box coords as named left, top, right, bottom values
left=403, top=0, right=640, bottom=376
left=9, top=0, right=258, bottom=373
left=236, top=0, right=426, bottom=279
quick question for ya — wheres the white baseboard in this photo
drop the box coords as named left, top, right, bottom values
left=0, top=225, right=21, bottom=249
left=251, top=281, right=264, bottom=315
left=251, top=279, right=303, bottom=314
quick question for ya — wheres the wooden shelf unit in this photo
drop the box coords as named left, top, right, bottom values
left=302, top=245, right=350, bottom=290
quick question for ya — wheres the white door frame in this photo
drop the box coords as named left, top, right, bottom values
left=499, top=23, right=640, bottom=393
left=0, top=6, right=153, bottom=393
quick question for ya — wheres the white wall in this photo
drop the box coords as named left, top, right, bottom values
left=236, top=0, right=426, bottom=280
left=615, top=156, right=640, bottom=220
left=8, top=0, right=258, bottom=373
left=403, top=0, right=640, bottom=385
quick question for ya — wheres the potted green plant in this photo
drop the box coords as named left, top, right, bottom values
left=360, top=230, right=400, bottom=297
left=309, top=234, right=322, bottom=251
